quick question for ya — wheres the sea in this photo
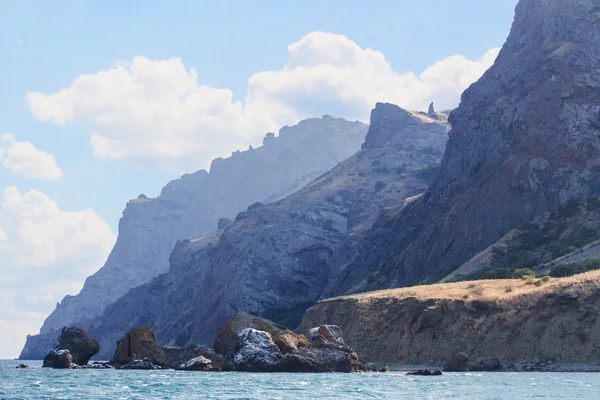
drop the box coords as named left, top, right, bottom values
left=1, top=360, right=599, bottom=399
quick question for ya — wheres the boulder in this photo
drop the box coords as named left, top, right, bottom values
left=15, top=364, right=29, bottom=369
left=379, top=365, right=390, bottom=373
left=213, top=312, right=309, bottom=359
left=42, top=349, right=74, bottom=368
left=110, top=326, right=170, bottom=369
left=232, top=329, right=283, bottom=372
left=309, top=325, right=345, bottom=346
left=479, top=357, right=502, bottom=371
left=54, top=326, right=99, bottom=366
left=443, top=352, right=469, bottom=372
left=280, top=344, right=368, bottom=373
left=164, top=344, right=224, bottom=370
left=119, top=358, right=161, bottom=370
left=406, top=369, right=442, bottom=376
left=177, top=355, right=215, bottom=371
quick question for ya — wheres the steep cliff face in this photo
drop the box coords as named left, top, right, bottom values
left=347, top=0, right=600, bottom=292
left=21, top=116, right=367, bottom=359
left=300, top=271, right=600, bottom=366
left=88, top=103, right=449, bottom=359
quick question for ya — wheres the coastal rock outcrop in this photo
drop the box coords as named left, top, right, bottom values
left=22, top=116, right=368, bottom=359
left=110, top=326, right=170, bottom=369
left=232, top=329, right=283, bottom=372
left=300, top=271, right=600, bottom=367
left=213, top=312, right=309, bottom=360
left=41, top=326, right=99, bottom=368
left=87, top=104, right=449, bottom=358
left=43, top=350, right=74, bottom=369
left=345, top=0, right=600, bottom=292
left=53, top=326, right=100, bottom=366
left=220, top=315, right=370, bottom=373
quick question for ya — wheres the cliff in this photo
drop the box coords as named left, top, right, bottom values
left=20, top=116, right=367, bottom=359
left=343, top=0, right=600, bottom=292
left=300, top=271, right=600, bottom=366
left=87, top=103, right=450, bottom=359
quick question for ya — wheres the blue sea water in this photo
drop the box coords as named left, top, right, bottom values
left=1, top=360, right=599, bottom=399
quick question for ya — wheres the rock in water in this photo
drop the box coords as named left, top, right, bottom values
left=349, top=0, right=600, bottom=290
left=213, top=312, right=309, bottom=360
left=15, top=364, right=29, bottom=369
left=444, top=352, right=470, bottom=372
left=406, top=369, right=442, bottom=376
left=233, top=329, right=283, bottom=372
left=164, top=344, right=224, bottom=370
left=43, top=350, right=73, bottom=369
left=110, top=326, right=170, bottom=369
left=177, top=355, right=215, bottom=371
left=280, top=324, right=369, bottom=373
left=54, top=326, right=99, bottom=366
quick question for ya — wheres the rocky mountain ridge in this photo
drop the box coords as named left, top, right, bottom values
left=20, top=116, right=368, bottom=359
left=343, top=0, right=600, bottom=293
left=84, top=103, right=450, bottom=359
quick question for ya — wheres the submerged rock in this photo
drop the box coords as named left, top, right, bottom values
left=164, top=344, right=224, bottom=371
left=110, top=326, right=170, bottom=369
left=406, top=369, right=442, bottom=376
left=15, top=364, right=30, bottom=369
left=42, top=349, right=74, bottom=369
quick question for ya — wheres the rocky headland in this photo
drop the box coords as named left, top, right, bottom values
left=300, top=271, right=600, bottom=371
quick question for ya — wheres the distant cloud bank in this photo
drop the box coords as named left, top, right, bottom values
left=27, top=31, right=499, bottom=173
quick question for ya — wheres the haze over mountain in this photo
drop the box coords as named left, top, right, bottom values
left=19, top=116, right=368, bottom=359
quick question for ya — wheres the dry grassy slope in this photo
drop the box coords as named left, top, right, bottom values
left=299, top=272, right=600, bottom=365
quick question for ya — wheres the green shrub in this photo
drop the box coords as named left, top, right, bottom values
left=549, top=259, right=600, bottom=278
left=513, top=268, right=535, bottom=279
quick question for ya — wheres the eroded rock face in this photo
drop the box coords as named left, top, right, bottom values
left=23, top=116, right=368, bottom=359
left=347, top=0, right=600, bottom=291
left=110, top=326, right=170, bottom=369
left=88, top=104, right=449, bottom=358
left=43, top=350, right=73, bottom=369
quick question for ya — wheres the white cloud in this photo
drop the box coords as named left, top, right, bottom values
left=27, top=31, right=499, bottom=172
left=0, top=187, right=115, bottom=358
left=1, top=134, right=63, bottom=179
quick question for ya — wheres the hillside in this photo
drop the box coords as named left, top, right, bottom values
left=443, top=197, right=600, bottom=282
left=339, top=0, right=600, bottom=294
left=300, top=271, right=600, bottom=367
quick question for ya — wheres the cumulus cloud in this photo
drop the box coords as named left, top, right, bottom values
left=27, top=31, right=499, bottom=172
left=1, top=134, right=63, bottom=179
left=0, top=187, right=115, bottom=357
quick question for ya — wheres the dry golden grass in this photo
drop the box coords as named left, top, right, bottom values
left=324, top=270, right=600, bottom=303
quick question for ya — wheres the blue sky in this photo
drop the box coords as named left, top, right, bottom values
left=0, top=0, right=518, bottom=357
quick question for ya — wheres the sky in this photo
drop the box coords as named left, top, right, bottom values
left=0, top=0, right=519, bottom=358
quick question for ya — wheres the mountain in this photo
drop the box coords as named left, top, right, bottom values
left=341, top=0, right=600, bottom=293
left=20, top=116, right=368, bottom=359
left=85, top=103, right=450, bottom=359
